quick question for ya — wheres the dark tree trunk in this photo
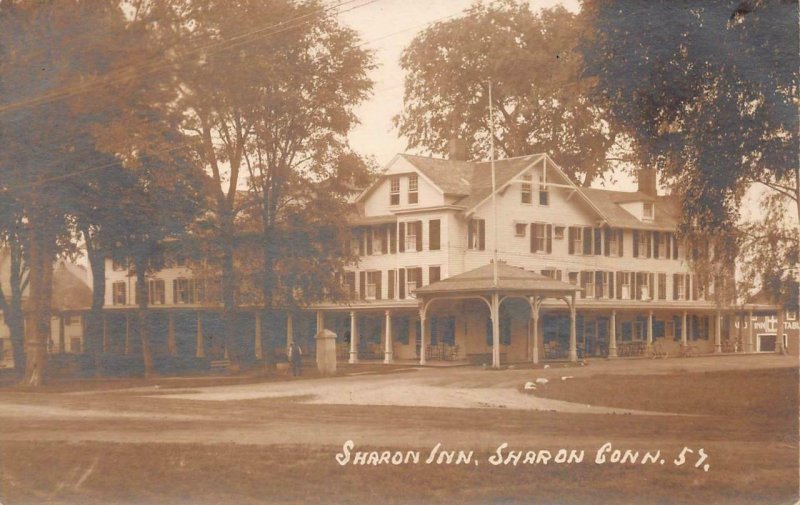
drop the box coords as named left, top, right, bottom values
left=220, top=214, right=240, bottom=373
left=134, top=257, right=155, bottom=378
left=82, top=226, right=106, bottom=360
left=3, top=238, right=28, bottom=376
left=22, top=225, right=54, bottom=387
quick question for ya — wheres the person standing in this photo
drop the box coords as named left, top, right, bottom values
left=288, top=342, right=303, bottom=377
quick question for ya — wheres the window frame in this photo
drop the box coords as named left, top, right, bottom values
left=643, top=202, right=654, bottom=220
left=112, top=281, right=127, bottom=305
left=521, top=174, right=532, bottom=204
left=390, top=177, right=400, bottom=206
left=538, top=175, right=549, bottom=206
left=408, top=174, right=419, bottom=204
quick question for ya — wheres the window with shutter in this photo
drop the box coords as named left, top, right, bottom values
left=530, top=223, right=547, bottom=253
left=658, top=273, right=667, bottom=300
left=398, top=223, right=405, bottom=253
left=387, top=270, right=395, bottom=299
left=583, top=227, right=593, bottom=255
left=633, top=230, right=639, bottom=257
left=415, top=221, right=423, bottom=251
left=399, top=269, right=406, bottom=299
left=359, top=272, right=366, bottom=300
left=653, top=231, right=660, bottom=258
left=389, top=226, right=397, bottom=253
left=594, top=228, right=602, bottom=255
left=429, top=219, right=441, bottom=251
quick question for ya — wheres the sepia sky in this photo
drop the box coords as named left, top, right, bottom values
left=338, top=0, right=581, bottom=167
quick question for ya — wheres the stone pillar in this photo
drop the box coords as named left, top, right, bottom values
left=608, top=310, right=617, bottom=358
left=315, top=329, right=337, bottom=375
left=419, top=309, right=427, bottom=366
left=491, top=292, right=500, bottom=368
left=384, top=310, right=393, bottom=364
left=568, top=294, right=577, bottom=362
left=58, top=315, right=66, bottom=353
left=255, top=312, right=263, bottom=359
left=124, top=313, right=131, bottom=355
left=316, top=310, right=324, bottom=334
left=714, top=310, right=722, bottom=353
left=747, top=310, right=754, bottom=352
left=349, top=311, right=358, bottom=364
left=102, top=313, right=109, bottom=353
left=167, top=312, right=177, bottom=356
left=531, top=303, right=540, bottom=364
left=681, top=311, right=688, bottom=346
left=195, top=312, right=204, bottom=358
left=646, top=310, right=653, bottom=351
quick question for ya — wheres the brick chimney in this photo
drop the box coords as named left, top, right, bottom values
left=637, top=168, right=657, bottom=196
left=448, top=138, right=468, bottom=161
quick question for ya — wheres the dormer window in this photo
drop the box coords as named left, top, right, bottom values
left=390, top=177, right=400, bottom=206
left=643, top=202, right=654, bottom=220
left=408, top=175, right=418, bottom=204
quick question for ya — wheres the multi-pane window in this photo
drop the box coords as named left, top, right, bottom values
left=674, top=274, right=686, bottom=300
left=112, top=259, right=127, bottom=272
left=112, top=281, right=127, bottom=305
left=658, top=273, right=667, bottom=300
left=636, top=272, right=652, bottom=300
left=405, top=221, right=421, bottom=251
left=406, top=268, right=421, bottom=297
left=521, top=174, right=532, bottom=204
left=569, top=227, right=583, bottom=255
left=408, top=175, right=419, bottom=204
left=366, top=271, right=380, bottom=299
left=634, top=230, right=650, bottom=258
left=618, top=272, right=632, bottom=300
left=538, top=175, right=549, bottom=205
left=174, top=278, right=197, bottom=304
left=468, top=219, right=486, bottom=250
left=608, top=229, right=619, bottom=256
left=580, top=272, right=595, bottom=299
left=554, top=226, right=565, bottom=240
left=530, top=223, right=547, bottom=253
left=148, top=279, right=166, bottom=305
left=515, top=223, right=527, bottom=237
left=372, top=227, right=383, bottom=255
left=643, top=202, right=654, bottom=220
left=541, top=269, right=562, bottom=281
left=390, top=177, right=400, bottom=205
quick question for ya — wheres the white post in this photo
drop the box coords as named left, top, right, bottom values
left=747, top=310, right=754, bottom=352
left=316, top=310, right=324, bottom=334
left=349, top=311, right=358, bottom=364
left=195, top=312, right=204, bottom=358
left=609, top=310, right=617, bottom=358
left=568, top=294, right=577, bottom=362
left=681, top=311, right=688, bottom=346
left=776, top=306, right=785, bottom=354
left=646, top=310, right=653, bottom=351
left=102, top=312, right=109, bottom=353
left=384, top=310, right=393, bottom=364
left=419, top=308, right=427, bottom=365
left=286, top=313, right=294, bottom=348
left=167, top=312, right=177, bottom=356
left=531, top=302, right=540, bottom=364
left=715, top=310, right=722, bottom=353
left=255, top=312, right=263, bottom=359
left=491, top=292, right=500, bottom=368
left=124, top=313, right=131, bottom=355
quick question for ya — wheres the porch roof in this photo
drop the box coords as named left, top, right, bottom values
left=413, top=261, right=580, bottom=297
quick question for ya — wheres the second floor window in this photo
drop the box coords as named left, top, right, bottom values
left=468, top=218, right=486, bottom=250
left=643, top=202, right=654, bottom=220
left=112, top=282, right=126, bottom=305
left=617, top=272, right=632, bottom=300
left=174, top=278, right=197, bottom=304
left=405, top=221, right=422, bottom=251
left=408, top=175, right=418, bottom=204
left=406, top=267, right=422, bottom=297
left=390, top=177, right=400, bottom=205
left=521, top=174, right=532, bottom=204
left=530, top=223, right=551, bottom=253
left=539, top=175, right=549, bottom=206
left=148, top=279, right=165, bottom=305
left=366, top=271, right=381, bottom=299
left=658, top=273, right=667, bottom=300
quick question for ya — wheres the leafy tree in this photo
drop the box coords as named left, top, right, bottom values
left=0, top=195, right=28, bottom=374
left=395, top=1, right=618, bottom=185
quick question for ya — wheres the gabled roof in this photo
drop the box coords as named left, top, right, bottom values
left=414, top=261, right=579, bottom=296
left=51, top=262, right=92, bottom=311
left=581, top=189, right=679, bottom=231
left=400, top=155, right=474, bottom=196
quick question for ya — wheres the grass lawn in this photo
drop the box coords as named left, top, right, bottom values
left=0, top=364, right=797, bottom=504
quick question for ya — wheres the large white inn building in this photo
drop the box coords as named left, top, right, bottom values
left=314, top=149, right=746, bottom=367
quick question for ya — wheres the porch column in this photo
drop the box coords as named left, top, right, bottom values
left=102, top=313, right=109, bottom=353
left=58, top=315, right=66, bottom=353
left=384, top=310, right=393, bottom=364
left=568, top=293, right=577, bottom=362
left=195, top=312, right=204, bottom=358
left=714, top=310, right=722, bottom=353
left=254, top=312, right=263, bottom=359
left=349, top=311, right=358, bottom=364
left=419, top=308, right=427, bottom=366
left=530, top=301, right=540, bottom=364
left=316, top=310, right=324, bottom=334
left=124, top=313, right=131, bottom=355
left=747, top=310, right=754, bottom=352
left=646, top=310, right=653, bottom=351
left=491, top=292, right=500, bottom=368
left=776, top=306, right=785, bottom=354
left=286, top=313, right=294, bottom=347
left=167, top=312, right=177, bottom=356
left=608, top=310, right=617, bottom=358
left=681, top=311, right=688, bottom=346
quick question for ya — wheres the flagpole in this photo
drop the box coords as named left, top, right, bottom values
left=489, top=81, right=498, bottom=289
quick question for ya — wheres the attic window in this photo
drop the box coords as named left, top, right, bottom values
left=643, top=202, right=654, bottom=220
left=408, top=175, right=418, bottom=204
left=538, top=175, right=549, bottom=206
left=521, top=174, right=532, bottom=204
left=390, top=177, right=400, bottom=206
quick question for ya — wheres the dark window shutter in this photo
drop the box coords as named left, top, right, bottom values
left=604, top=228, right=611, bottom=256
left=685, top=274, right=691, bottom=300
left=568, top=227, right=575, bottom=255
left=608, top=271, right=615, bottom=299
left=389, top=226, right=396, bottom=253
left=416, top=268, right=423, bottom=287
left=594, top=228, right=602, bottom=255
left=429, top=266, right=441, bottom=284
left=649, top=273, right=655, bottom=299
left=359, top=271, right=366, bottom=300
left=415, top=221, right=423, bottom=251
left=665, top=233, right=671, bottom=259
left=399, top=223, right=405, bottom=253
left=387, top=270, right=395, bottom=299
left=616, top=272, right=623, bottom=299
left=358, top=229, right=365, bottom=256
left=479, top=220, right=486, bottom=251
left=530, top=223, right=536, bottom=253
left=653, top=232, right=660, bottom=258
left=375, top=272, right=382, bottom=300
left=546, top=224, right=552, bottom=253
left=468, top=220, right=474, bottom=249
left=381, top=226, right=388, bottom=254
left=399, top=269, right=406, bottom=299
left=366, top=229, right=373, bottom=255
left=618, top=229, right=624, bottom=256
left=633, top=230, right=639, bottom=257
left=429, top=219, right=441, bottom=251
left=673, top=235, right=678, bottom=260
left=646, top=232, right=652, bottom=258
left=172, top=279, right=177, bottom=304
left=583, top=227, right=592, bottom=255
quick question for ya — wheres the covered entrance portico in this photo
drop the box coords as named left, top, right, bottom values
left=414, top=261, right=581, bottom=368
